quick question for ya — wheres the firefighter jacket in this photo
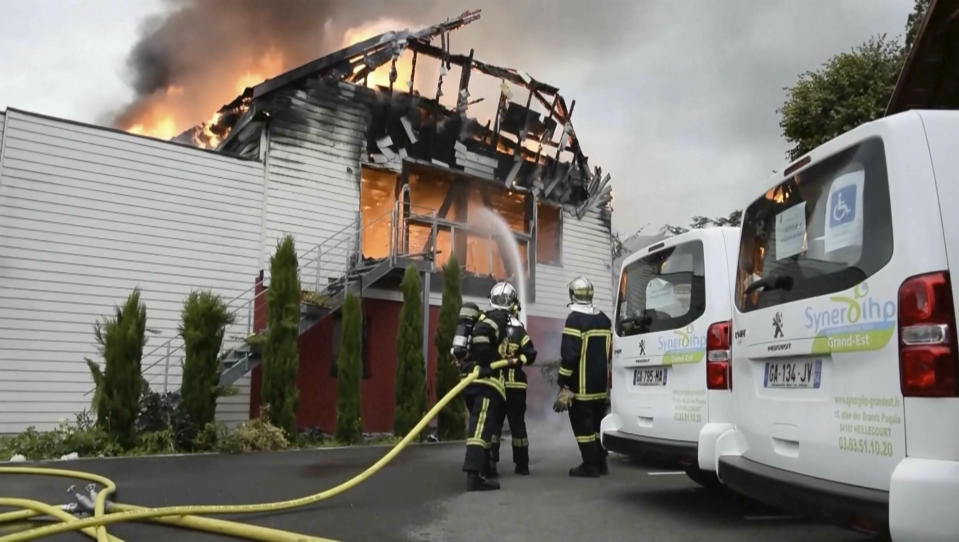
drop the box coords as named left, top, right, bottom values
left=500, top=318, right=537, bottom=390
left=558, top=309, right=612, bottom=400
left=465, top=308, right=511, bottom=398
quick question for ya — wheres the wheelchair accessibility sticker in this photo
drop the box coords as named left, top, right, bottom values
left=825, top=168, right=864, bottom=253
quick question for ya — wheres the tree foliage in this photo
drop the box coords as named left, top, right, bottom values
left=394, top=264, right=426, bottom=437
left=261, top=235, right=300, bottom=438
left=86, top=289, right=148, bottom=449
left=179, top=291, right=234, bottom=438
left=779, top=36, right=903, bottom=160
left=779, top=1, right=931, bottom=160
left=434, top=254, right=466, bottom=440
left=662, top=209, right=743, bottom=236
left=335, top=292, right=363, bottom=444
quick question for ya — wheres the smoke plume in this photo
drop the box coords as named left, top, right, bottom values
left=110, top=0, right=431, bottom=140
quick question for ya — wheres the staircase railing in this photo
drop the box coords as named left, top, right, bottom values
left=118, top=202, right=437, bottom=395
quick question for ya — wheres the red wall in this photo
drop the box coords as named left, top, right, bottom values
left=249, top=275, right=566, bottom=435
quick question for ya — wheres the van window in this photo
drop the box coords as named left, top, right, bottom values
left=616, top=241, right=706, bottom=336
left=736, top=138, right=892, bottom=312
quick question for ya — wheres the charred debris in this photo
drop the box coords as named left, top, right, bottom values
left=178, top=10, right=612, bottom=222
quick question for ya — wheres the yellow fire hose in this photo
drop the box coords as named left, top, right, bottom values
left=0, top=362, right=507, bottom=541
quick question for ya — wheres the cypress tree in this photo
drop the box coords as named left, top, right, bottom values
left=180, top=290, right=234, bottom=439
left=434, top=254, right=466, bottom=440
left=262, top=235, right=300, bottom=438
left=394, top=264, right=426, bottom=436
left=335, top=292, right=363, bottom=443
left=88, top=289, right=147, bottom=449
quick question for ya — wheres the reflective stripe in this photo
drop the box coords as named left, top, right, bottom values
left=574, top=392, right=608, bottom=401
left=563, top=327, right=582, bottom=337
left=575, top=434, right=597, bottom=443
left=479, top=314, right=500, bottom=334
left=475, top=377, right=506, bottom=398
left=518, top=354, right=528, bottom=365
left=472, top=336, right=491, bottom=344
left=521, top=335, right=531, bottom=346
left=504, top=382, right=528, bottom=390
left=558, top=367, right=573, bottom=376
left=512, top=437, right=529, bottom=447
left=474, top=397, right=490, bottom=442
left=466, top=438, right=489, bottom=448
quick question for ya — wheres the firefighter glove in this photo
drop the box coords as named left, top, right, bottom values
left=553, top=387, right=574, bottom=412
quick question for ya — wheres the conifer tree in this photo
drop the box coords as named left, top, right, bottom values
left=394, top=264, right=426, bottom=436
left=180, top=290, right=234, bottom=439
left=87, top=289, right=148, bottom=448
left=262, top=235, right=300, bottom=437
left=434, top=254, right=466, bottom=440
left=335, top=292, right=363, bottom=443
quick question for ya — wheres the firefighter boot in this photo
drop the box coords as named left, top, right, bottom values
left=515, top=463, right=530, bottom=475
left=486, top=458, right=499, bottom=479
left=568, top=463, right=601, bottom=478
left=599, top=458, right=609, bottom=475
left=467, top=472, right=500, bottom=491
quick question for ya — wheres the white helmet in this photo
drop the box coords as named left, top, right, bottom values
left=489, top=281, right=518, bottom=311
left=568, top=276, right=594, bottom=304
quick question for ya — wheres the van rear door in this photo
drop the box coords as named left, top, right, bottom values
left=731, top=130, right=939, bottom=491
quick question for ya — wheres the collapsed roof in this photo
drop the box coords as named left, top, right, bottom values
left=194, top=10, right=612, bottom=219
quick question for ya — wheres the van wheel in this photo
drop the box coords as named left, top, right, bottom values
left=684, top=466, right=720, bottom=489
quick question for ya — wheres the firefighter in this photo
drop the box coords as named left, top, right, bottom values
left=458, top=282, right=521, bottom=491
left=553, top=275, right=612, bottom=477
left=489, top=301, right=537, bottom=477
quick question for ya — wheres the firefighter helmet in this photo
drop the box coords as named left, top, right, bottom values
left=489, top=281, right=518, bottom=311
left=568, top=276, right=594, bottom=304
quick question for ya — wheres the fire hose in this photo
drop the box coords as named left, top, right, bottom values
left=0, top=360, right=510, bottom=542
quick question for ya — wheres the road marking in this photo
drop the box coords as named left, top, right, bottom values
left=646, top=471, right=686, bottom=476
left=744, top=515, right=801, bottom=521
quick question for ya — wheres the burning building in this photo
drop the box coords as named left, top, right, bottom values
left=0, top=11, right=614, bottom=434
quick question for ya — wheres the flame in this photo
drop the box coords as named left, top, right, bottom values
left=341, top=18, right=415, bottom=90
left=121, top=50, right=285, bottom=146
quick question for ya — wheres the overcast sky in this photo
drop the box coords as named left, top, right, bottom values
left=0, top=0, right=914, bottom=237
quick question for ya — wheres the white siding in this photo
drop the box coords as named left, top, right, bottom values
left=531, top=208, right=614, bottom=318
left=0, top=110, right=264, bottom=432
left=262, top=83, right=369, bottom=288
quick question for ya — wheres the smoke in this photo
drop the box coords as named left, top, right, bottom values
left=109, top=0, right=434, bottom=137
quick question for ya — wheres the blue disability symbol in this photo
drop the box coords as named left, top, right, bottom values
left=830, top=184, right=856, bottom=227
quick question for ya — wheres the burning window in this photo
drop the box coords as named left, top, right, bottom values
left=361, top=167, right=398, bottom=260
left=536, top=202, right=561, bottom=264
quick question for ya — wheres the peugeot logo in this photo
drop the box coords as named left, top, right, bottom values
left=772, top=311, right=784, bottom=338
left=638, top=339, right=646, bottom=356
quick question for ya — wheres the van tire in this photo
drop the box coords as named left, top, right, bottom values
left=684, top=466, right=721, bottom=489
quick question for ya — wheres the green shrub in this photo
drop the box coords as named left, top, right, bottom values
left=434, top=254, right=466, bottom=440
left=180, top=291, right=234, bottom=439
left=133, top=429, right=176, bottom=455
left=394, top=264, right=426, bottom=437
left=335, top=292, right=363, bottom=444
left=262, top=235, right=300, bottom=438
left=234, top=416, right=289, bottom=452
left=87, top=289, right=148, bottom=449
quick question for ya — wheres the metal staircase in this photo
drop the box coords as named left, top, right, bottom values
left=134, top=202, right=440, bottom=393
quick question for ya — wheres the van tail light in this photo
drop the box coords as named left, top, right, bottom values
left=898, top=272, right=959, bottom=397
left=706, top=320, right=731, bottom=390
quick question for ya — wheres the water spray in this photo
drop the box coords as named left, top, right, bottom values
left=472, top=207, right=528, bottom=325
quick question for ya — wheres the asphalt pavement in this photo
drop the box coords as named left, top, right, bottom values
left=3, top=418, right=875, bottom=542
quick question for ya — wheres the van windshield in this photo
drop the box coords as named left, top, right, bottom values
left=736, top=138, right=893, bottom=312
left=616, top=241, right=706, bottom=336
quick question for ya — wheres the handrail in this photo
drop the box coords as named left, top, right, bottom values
left=129, top=205, right=413, bottom=394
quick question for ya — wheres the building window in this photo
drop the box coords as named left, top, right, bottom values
left=536, top=202, right=561, bottom=264
left=360, top=167, right=398, bottom=260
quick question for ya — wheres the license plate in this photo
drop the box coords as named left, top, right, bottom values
left=633, top=367, right=667, bottom=386
left=764, top=359, right=822, bottom=389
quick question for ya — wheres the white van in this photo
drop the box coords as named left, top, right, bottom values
left=700, top=111, right=959, bottom=540
left=601, top=228, right=739, bottom=486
